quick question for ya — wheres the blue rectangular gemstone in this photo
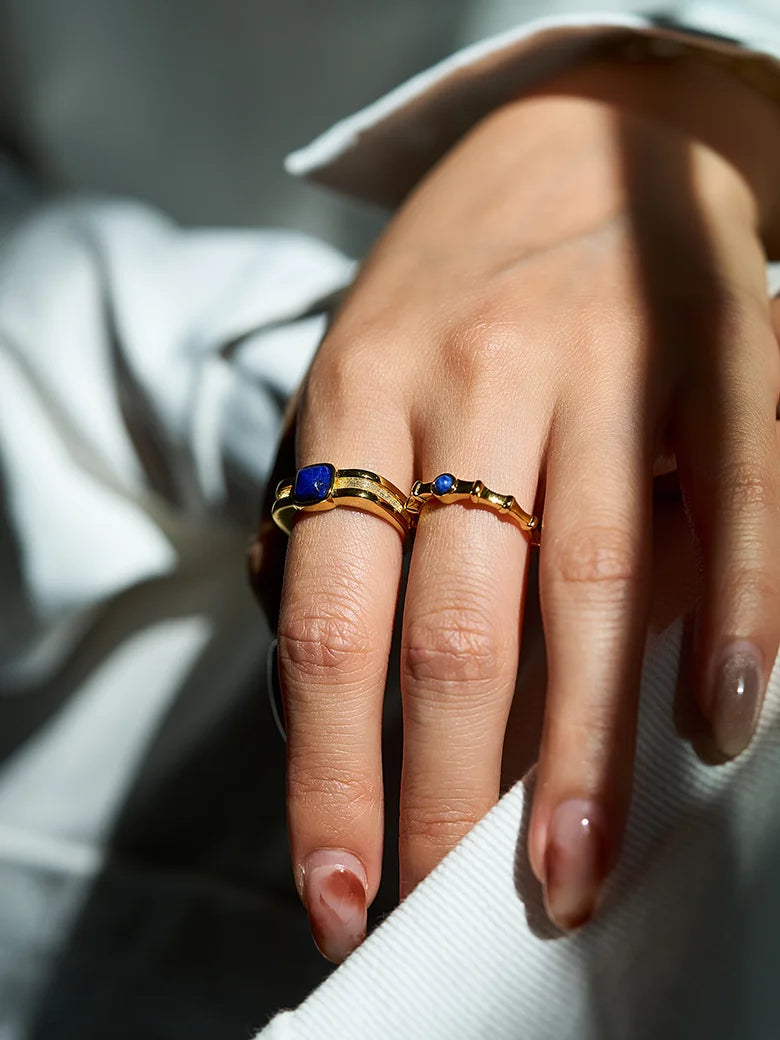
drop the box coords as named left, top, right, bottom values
left=293, top=464, right=335, bottom=505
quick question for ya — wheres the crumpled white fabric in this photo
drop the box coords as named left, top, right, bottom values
left=0, top=195, right=355, bottom=687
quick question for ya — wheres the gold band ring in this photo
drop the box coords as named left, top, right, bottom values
left=405, top=473, right=541, bottom=544
left=272, top=464, right=411, bottom=538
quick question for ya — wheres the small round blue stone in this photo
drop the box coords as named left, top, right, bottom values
left=293, top=463, right=335, bottom=505
left=432, top=473, right=455, bottom=495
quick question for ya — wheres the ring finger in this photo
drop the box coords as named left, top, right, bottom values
left=529, top=381, right=653, bottom=929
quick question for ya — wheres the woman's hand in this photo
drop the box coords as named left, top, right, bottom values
left=254, top=55, right=780, bottom=961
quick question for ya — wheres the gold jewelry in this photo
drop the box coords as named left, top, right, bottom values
left=405, top=473, right=541, bottom=544
left=272, top=464, right=411, bottom=538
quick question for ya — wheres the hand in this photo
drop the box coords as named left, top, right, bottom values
left=252, top=54, right=780, bottom=961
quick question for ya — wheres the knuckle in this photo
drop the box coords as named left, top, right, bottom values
left=305, top=333, right=399, bottom=413
left=441, top=314, right=519, bottom=388
left=401, top=801, right=482, bottom=849
left=720, top=462, right=778, bottom=512
left=278, top=606, right=376, bottom=681
left=548, top=526, right=643, bottom=593
left=720, top=564, right=780, bottom=615
left=403, top=603, right=511, bottom=690
left=287, top=761, right=380, bottom=818
left=552, top=710, right=619, bottom=760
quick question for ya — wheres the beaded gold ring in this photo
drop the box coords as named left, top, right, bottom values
left=405, top=473, right=541, bottom=545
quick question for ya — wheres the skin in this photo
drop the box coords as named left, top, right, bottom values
left=252, top=55, right=780, bottom=957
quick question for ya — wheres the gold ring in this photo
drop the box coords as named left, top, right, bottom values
left=405, top=473, right=541, bottom=544
left=272, top=464, right=411, bottom=538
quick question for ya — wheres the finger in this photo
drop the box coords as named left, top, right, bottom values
left=677, top=299, right=780, bottom=758
left=399, top=414, right=542, bottom=898
left=278, top=363, right=412, bottom=963
left=529, top=392, right=652, bottom=930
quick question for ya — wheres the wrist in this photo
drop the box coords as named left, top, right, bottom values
left=520, top=55, right=780, bottom=254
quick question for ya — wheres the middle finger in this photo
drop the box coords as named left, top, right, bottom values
left=399, top=398, right=545, bottom=897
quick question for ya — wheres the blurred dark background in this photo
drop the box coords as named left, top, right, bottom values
left=0, top=0, right=662, bottom=252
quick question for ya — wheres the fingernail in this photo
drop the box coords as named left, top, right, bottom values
left=543, top=799, right=607, bottom=931
left=300, top=849, right=367, bottom=964
left=710, top=641, right=763, bottom=758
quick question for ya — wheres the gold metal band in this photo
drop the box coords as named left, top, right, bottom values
left=272, top=465, right=411, bottom=538
left=405, top=474, right=541, bottom=544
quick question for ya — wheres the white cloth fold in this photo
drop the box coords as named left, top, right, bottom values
left=285, top=7, right=780, bottom=208
left=0, top=199, right=354, bottom=686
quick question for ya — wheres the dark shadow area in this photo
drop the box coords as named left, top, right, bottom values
left=0, top=461, right=41, bottom=700
left=369, top=547, right=408, bottom=930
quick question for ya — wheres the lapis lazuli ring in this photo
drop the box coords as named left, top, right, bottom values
left=272, top=464, right=411, bottom=538
left=405, top=473, right=541, bottom=545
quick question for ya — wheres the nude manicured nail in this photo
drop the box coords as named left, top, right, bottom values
left=710, top=642, right=763, bottom=758
left=543, top=799, right=607, bottom=931
left=300, top=849, right=367, bottom=963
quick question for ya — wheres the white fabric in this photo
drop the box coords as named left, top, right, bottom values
left=0, top=198, right=355, bottom=687
left=0, top=2, right=779, bottom=1039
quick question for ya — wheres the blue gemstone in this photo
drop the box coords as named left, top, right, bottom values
left=433, top=473, right=455, bottom=495
left=293, top=464, right=335, bottom=505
